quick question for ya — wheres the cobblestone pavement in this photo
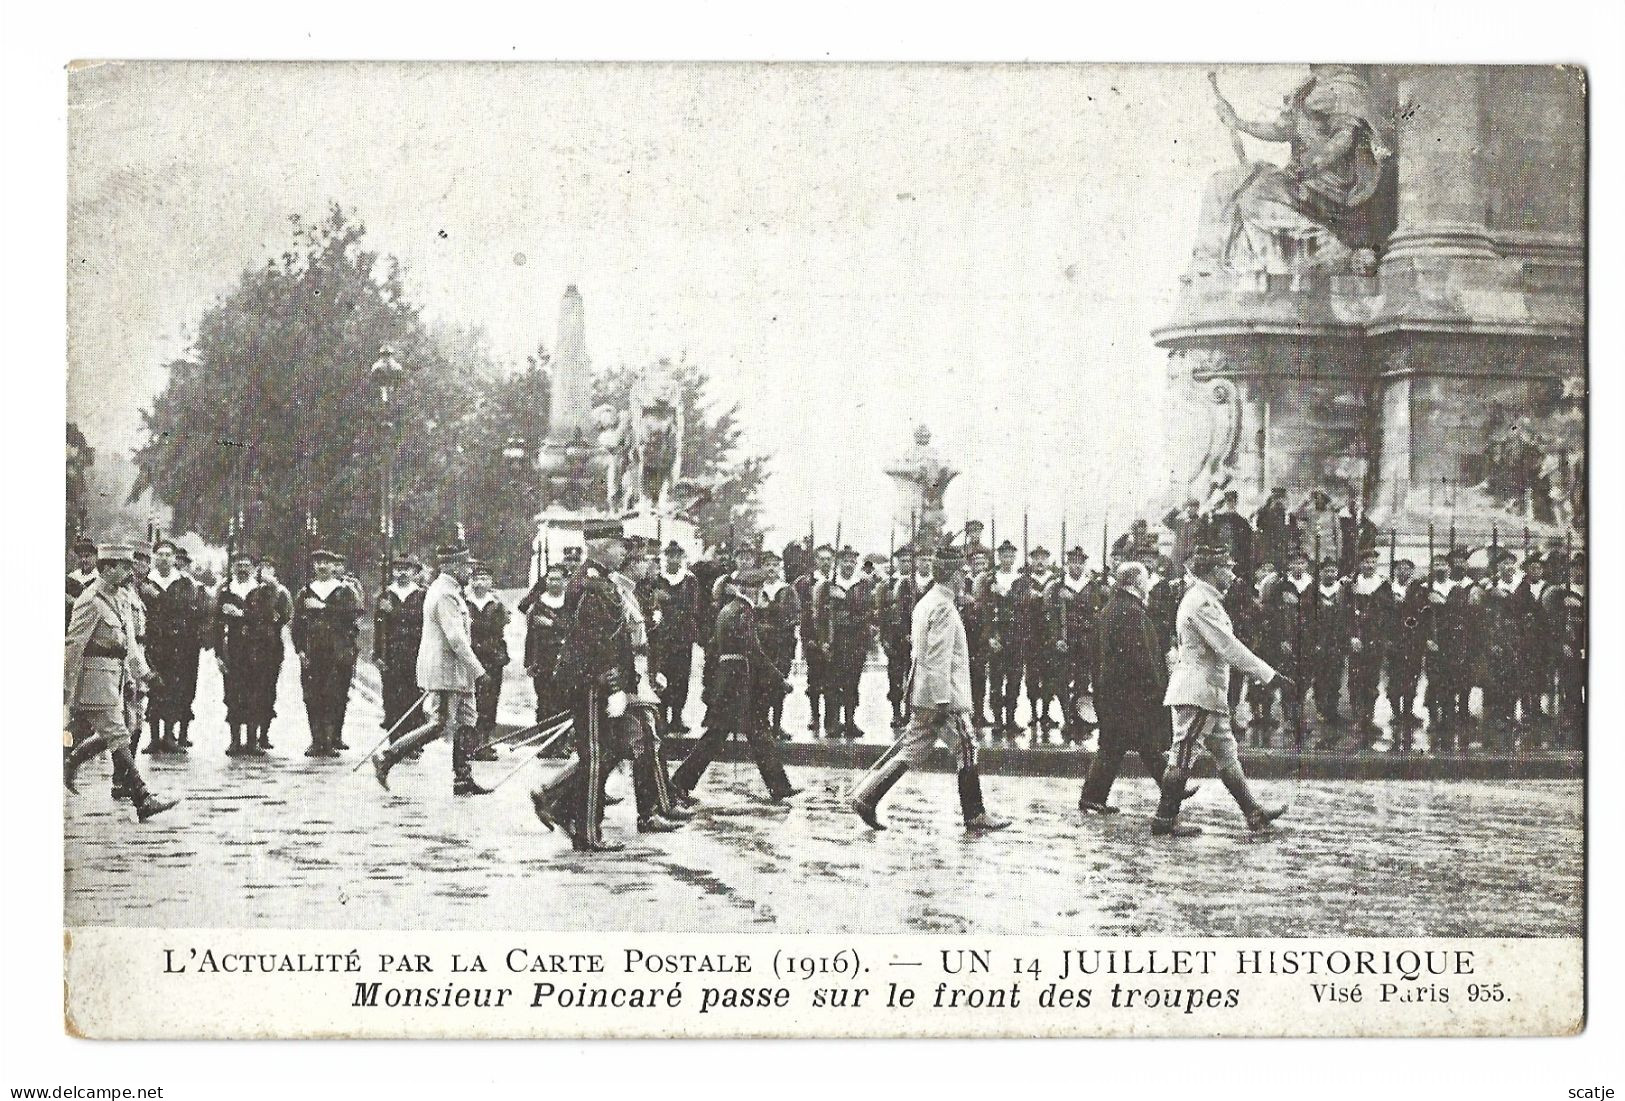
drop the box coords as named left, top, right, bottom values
left=66, top=649, right=1582, bottom=937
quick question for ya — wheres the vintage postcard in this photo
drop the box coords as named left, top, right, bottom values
left=62, top=61, right=1584, bottom=1039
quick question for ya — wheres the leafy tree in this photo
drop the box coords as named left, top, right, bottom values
left=448, top=341, right=552, bottom=583
left=132, top=206, right=478, bottom=581
left=66, top=422, right=95, bottom=549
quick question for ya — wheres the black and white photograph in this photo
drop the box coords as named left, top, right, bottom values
left=43, top=50, right=1596, bottom=1047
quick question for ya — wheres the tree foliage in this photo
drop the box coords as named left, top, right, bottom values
left=132, top=206, right=478, bottom=580
left=66, top=422, right=95, bottom=548
left=133, top=204, right=772, bottom=586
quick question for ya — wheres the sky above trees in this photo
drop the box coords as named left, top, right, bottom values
left=68, top=62, right=1307, bottom=553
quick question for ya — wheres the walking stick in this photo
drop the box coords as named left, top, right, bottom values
left=350, top=689, right=433, bottom=771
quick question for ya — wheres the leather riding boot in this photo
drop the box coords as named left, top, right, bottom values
left=851, top=758, right=908, bottom=830
left=178, top=721, right=192, bottom=748
left=452, top=725, right=491, bottom=795
left=959, top=765, right=1011, bottom=831
left=227, top=724, right=244, bottom=756
left=64, top=732, right=109, bottom=793
left=1151, top=766, right=1202, bottom=837
left=1218, top=764, right=1287, bottom=831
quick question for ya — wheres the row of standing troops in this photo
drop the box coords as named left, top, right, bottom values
left=1230, top=544, right=1587, bottom=751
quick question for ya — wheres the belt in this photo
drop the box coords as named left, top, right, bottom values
left=84, top=644, right=127, bottom=659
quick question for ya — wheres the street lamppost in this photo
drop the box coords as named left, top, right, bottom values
left=369, top=345, right=408, bottom=587
left=503, top=435, right=537, bottom=579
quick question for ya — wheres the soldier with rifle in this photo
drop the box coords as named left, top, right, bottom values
left=1014, top=545, right=1059, bottom=740
left=757, top=549, right=801, bottom=738
left=1253, top=546, right=1311, bottom=747
left=977, top=540, right=1023, bottom=739
left=1343, top=546, right=1388, bottom=750
left=812, top=545, right=875, bottom=739
left=1384, top=558, right=1429, bottom=751
left=794, top=543, right=835, bottom=735
left=290, top=548, right=362, bottom=758
left=1423, top=553, right=1468, bottom=748
left=215, top=550, right=281, bottom=757
left=1046, top=546, right=1099, bottom=745
left=963, top=546, right=994, bottom=730
left=373, top=554, right=425, bottom=750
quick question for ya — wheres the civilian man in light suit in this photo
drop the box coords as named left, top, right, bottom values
left=1156, top=545, right=1293, bottom=838
left=851, top=542, right=1010, bottom=833
left=371, top=543, right=492, bottom=796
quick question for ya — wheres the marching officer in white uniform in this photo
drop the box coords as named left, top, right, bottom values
left=63, top=542, right=178, bottom=821
left=1155, top=545, right=1293, bottom=838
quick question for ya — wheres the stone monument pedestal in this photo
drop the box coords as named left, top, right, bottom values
left=1154, top=65, right=1584, bottom=559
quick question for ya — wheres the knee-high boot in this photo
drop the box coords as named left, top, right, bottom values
left=112, top=746, right=178, bottom=822
left=1218, top=764, right=1287, bottom=831
left=851, top=758, right=907, bottom=829
left=227, top=723, right=245, bottom=756
left=453, top=725, right=491, bottom=795
left=1151, top=765, right=1202, bottom=837
left=64, top=732, right=109, bottom=793
left=958, top=765, right=1010, bottom=831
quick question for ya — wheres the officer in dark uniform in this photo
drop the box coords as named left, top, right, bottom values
left=1013, top=546, right=1057, bottom=739
left=1046, top=547, right=1098, bottom=745
left=812, top=546, right=875, bottom=739
left=880, top=545, right=920, bottom=731
left=756, top=549, right=800, bottom=738
left=519, top=562, right=570, bottom=726
left=1255, top=547, right=1312, bottom=746
left=977, top=540, right=1023, bottom=739
left=289, top=548, right=361, bottom=757
left=649, top=540, right=700, bottom=732
left=963, top=547, right=993, bottom=730
left=143, top=538, right=205, bottom=753
left=794, top=543, right=835, bottom=734
left=1343, top=547, right=1388, bottom=749
left=466, top=560, right=510, bottom=758
left=671, top=568, right=800, bottom=801
left=1384, top=558, right=1429, bottom=749
left=66, top=535, right=98, bottom=633
left=373, top=554, right=425, bottom=745
left=528, top=519, right=667, bottom=851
